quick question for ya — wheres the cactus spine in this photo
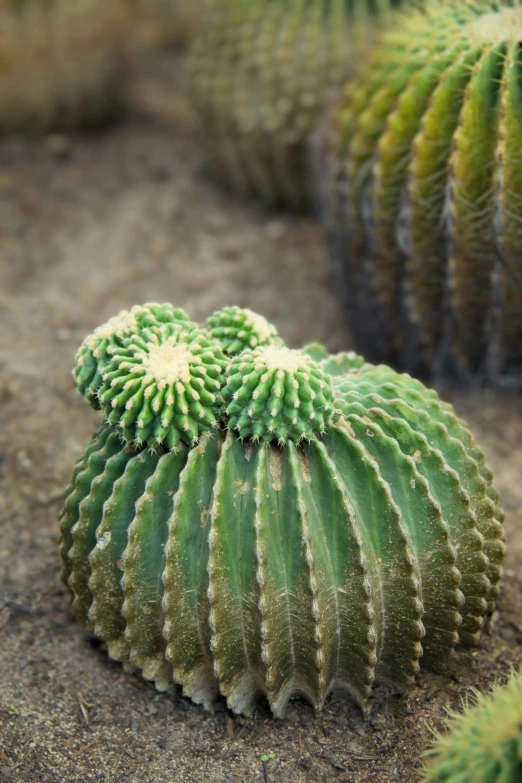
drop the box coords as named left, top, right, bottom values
left=188, top=0, right=409, bottom=210
left=60, top=305, right=504, bottom=716
left=422, top=669, right=522, bottom=782
left=0, top=0, right=130, bottom=132
left=322, top=0, right=522, bottom=382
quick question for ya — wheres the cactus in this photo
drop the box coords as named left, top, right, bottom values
left=321, top=0, right=522, bottom=383
left=188, top=0, right=411, bottom=210
left=421, top=669, right=522, bottom=782
left=0, top=0, right=130, bottom=133
left=222, top=345, right=334, bottom=443
left=73, top=304, right=190, bottom=409
left=60, top=305, right=504, bottom=716
left=207, top=306, right=281, bottom=355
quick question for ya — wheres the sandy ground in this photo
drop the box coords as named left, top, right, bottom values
left=0, top=51, right=521, bottom=783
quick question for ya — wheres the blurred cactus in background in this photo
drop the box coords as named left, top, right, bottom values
left=0, top=0, right=130, bottom=132
left=129, top=0, right=209, bottom=47
left=421, top=669, right=522, bottom=782
left=319, top=0, right=522, bottom=385
left=189, top=0, right=408, bottom=210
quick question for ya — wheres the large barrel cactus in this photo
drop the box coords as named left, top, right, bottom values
left=422, top=669, right=522, bottom=782
left=188, top=0, right=409, bottom=210
left=0, top=0, right=129, bottom=132
left=321, top=0, right=522, bottom=383
left=60, top=303, right=504, bottom=716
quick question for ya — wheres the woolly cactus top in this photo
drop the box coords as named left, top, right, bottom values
left=73, top=303, right=334, bottom=447
left=98, top=323, right=227, bottom=449
left=468, top=6, right=522, bottom=45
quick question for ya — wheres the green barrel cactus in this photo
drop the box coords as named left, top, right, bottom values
left=0, top=0, right=130, bottom=133
left=60, top=304, right=504, bottom=716
left=322, top=0, right=522, bottom=382
left=188, top=0, right=411, bottom=210
left=422, top=669, right=522, bottom=782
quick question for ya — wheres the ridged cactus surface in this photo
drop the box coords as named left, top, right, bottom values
left=188, top=0, right=408, bottom=210
left=60, top=304, right=504, bottom=716
left=422, top=669, right=522, bottom=782
left=322, top=0, right=522, bottom=382
left=0, top=0, right=130, bottom=132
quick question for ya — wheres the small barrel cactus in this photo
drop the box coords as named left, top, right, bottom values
left=207, top=306, right=281, bottom=355
left=321, top=0, right=522, bottom=382
left=0, top=0, right=130, bottom=133
left=422, top=669, right=522, bottom=782
left=60, top=304, right=504, bottom=716
left=188, top=0, right=410, bottom=210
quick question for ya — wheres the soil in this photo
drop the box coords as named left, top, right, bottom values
left=1, top=50, right=521, bottom=783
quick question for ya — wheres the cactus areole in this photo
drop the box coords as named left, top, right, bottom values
left=60, top=304, right=505, bottom=716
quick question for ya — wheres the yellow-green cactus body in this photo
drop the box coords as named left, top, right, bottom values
left=323, top=1, right=522, bottom=381
left=422, top=669, right=522, bottom=782
left=0, top=0, right=130, bottom=132
left=188, top=0, right=409, bottom=210
left=60, top=306, right=504, bottom=716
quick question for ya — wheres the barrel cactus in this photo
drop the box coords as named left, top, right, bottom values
left=422, top=669, right=522, bottom=782
left=0, top=0, right=129, bottom=133
left=321, top=0, right=522, bottom=382
left=60, top=303, right=504, bottom=716
left=188, top=0, right=411, bottom=210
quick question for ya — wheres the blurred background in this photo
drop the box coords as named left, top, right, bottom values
left=0, top=2, right=521, bottom=782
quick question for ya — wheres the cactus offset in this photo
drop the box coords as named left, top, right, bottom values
left=74, top=303, right=190, bottom=409
left=207, top=306, right=281, bottom=355
left=222, top=345, right=334, bottom=443
left=188, top=0, right=410, bottom=210
left=322, top=0, right=522, bottom=382
left=98, top=322, right=227, bottom=448
left=0, top=0, right=130, bottom=132
left=421, top=669, right=522, bottom=782
left=60, top=305, right=504, bottom=716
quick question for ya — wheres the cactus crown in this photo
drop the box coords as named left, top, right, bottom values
left=468, top=6, right=522, bottom=44
left=98, top=323, right=227, bottom=449
left=73, top=303, right=190, bottom=408
left=222, top=344, right=334, bottom=443
left=422, top=669, right=522, bottom=782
